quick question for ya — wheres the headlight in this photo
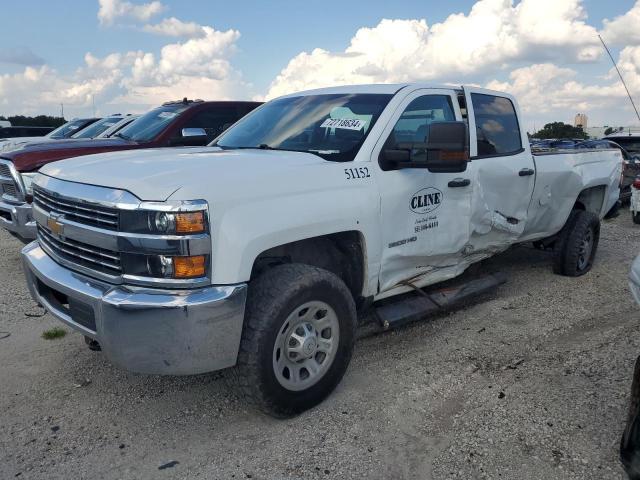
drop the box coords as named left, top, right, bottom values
left=21, top=172, right=38, bottom=195
left=122, top=254, right=208, bottom=279
left=121, top=209, right=207, bottom=234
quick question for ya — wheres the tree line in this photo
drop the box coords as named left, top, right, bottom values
left=0, top=115, right=66, bottom=127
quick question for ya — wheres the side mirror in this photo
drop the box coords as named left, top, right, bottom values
left=422, top=122, right=469, bottom=173
left=171, top=128, right=208, bottom=146
left=379, top=121, right=469, bottom=173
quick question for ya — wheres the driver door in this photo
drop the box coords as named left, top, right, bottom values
left=374, top=89, right=474, bottom=295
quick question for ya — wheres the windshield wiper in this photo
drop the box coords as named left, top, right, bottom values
left=258, top=143, right=275, bottom=150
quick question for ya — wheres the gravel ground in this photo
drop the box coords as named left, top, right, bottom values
left=0, top=213, right=639, bottom=480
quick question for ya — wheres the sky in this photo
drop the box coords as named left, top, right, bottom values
left=0, top=0, right=639, bottom=133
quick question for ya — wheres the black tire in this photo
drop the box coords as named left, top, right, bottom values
left=552, top=210, right=600, bottom=276
left=633, top=212, right=640, bottom=225
left=230, top=263, right=357, bottom=417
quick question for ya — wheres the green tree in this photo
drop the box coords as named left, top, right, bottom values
left=0, top=115, right=66, bottom=127
left=531, top=122, right=587, bottom=140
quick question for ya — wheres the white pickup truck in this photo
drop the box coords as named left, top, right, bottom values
left=21, top=84, right=622, bottom=417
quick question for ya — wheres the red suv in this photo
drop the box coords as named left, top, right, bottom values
left=0, top=99, right=261, bottom=241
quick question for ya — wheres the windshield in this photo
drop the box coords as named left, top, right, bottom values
left=116, top=105, right=189, bottom=142
left=48, top=119, right=94, bottom=139
left=71, top=117, right=122, bottom=139
left=215, top=94, right=392, bottom=162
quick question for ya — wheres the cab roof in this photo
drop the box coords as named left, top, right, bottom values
left=278, top=83, right=464, bottom=98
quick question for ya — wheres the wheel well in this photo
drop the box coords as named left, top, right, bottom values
left=250, top=232, right=366, bottom=301
left=574, top=186, right=606, bottom=215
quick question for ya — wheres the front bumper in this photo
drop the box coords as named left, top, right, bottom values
left=0, top=200, right=35, bottom=241
left=631, top=187, right=640, bottom=214
left=631, top=254, right=640, bottom=306
left=22, top=242, right=248, bottom=375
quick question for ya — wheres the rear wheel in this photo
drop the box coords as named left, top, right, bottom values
left=231, top=263, right=357, bottom=417
left=552, top=210, right=600, bottom=276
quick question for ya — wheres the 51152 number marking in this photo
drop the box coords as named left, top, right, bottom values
left=344, top=167, right=370, bottom=180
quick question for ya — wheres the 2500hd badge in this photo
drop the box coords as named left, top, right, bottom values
left=410, top=187, right=442, bottom=214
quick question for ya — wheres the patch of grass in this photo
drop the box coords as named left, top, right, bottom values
left=42, top=327, right=67, bottom=340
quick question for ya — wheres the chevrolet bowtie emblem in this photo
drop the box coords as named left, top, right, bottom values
left=47, top=214, right=64, bottom=235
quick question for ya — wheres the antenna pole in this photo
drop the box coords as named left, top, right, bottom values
left=599, top=34, right=640, bottom=123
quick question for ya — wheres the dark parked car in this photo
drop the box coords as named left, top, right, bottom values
left=0, top=117, right=101, bottom=152
left=0, top=99, right=262, bottom=241
left=0, top=126, right=54, bottom=138
left=576, top=139, right=640, bottom=201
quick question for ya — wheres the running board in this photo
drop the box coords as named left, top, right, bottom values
left=358, top=273, right=507, bottom=337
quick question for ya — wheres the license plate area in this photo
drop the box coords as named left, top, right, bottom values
left=35, top=278, right=96, bottom=332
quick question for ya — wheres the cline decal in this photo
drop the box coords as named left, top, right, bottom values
left=410, top=187, right=443, bottom=214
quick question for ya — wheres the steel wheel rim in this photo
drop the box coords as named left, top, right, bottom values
left=577, top=229, right=594, bottom=270
left=272, top=300, right=340, bottom=392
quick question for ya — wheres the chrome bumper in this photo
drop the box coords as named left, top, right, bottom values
left=631, top=254, right=640, bottom=307
left=0, top=200, right=35, bottom=241
left=22, top=242, right=248, bottom=375
left=631, top=187, right=640, bottom=214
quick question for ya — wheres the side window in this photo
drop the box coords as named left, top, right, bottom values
left=184, top=107, right=241, bottom=142
left=471, top=93, right=522, bottom=156
left=384, top=95, right=455, bottom=162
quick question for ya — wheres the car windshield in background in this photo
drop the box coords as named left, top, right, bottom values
left=215, top=94, right=393, bottom=162
left=48, top=119, right=94, bottom=139
left=71, top=117, right=122, bottom=139
left=609, top=137, right=640, bottom=154
left=116, top=105, right=190, bottom=142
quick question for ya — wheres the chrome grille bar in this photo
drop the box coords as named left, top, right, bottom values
left=33, top=186, right=119, bottom=230
left=38, top=226, right=122, bottom=274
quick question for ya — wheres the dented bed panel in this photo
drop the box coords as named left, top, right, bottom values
left=520, top=149, right=622, bottom=241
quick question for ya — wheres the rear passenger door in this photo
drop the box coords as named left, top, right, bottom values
left=462, top=87, right=535, bottom=251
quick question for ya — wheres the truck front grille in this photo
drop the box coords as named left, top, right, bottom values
left=0, top=160, right=20, bottom=202
left=37, top=225, right=122, bottom=275
left=0, top=164, right=11, bottom=178
left=33, top=186, right=119, bottom=231
left=2, top=183, right=17, bottom=198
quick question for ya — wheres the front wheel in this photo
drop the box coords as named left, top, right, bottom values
left=552, top=210, right=600, bottom=276
left=231, top=264, right=357, bottom=417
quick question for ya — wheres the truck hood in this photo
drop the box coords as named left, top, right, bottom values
left=0, top=137, right=52, bottom=152
left=0, top=137, right=133, bottom=172
left=39, top=147, right=327, bottom=201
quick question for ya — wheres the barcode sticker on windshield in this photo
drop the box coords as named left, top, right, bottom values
left=158, top=112, right=178, bottom=119
left=320, top=118, right=366, bottom=131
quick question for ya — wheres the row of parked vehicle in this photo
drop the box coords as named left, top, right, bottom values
left=0, top=84, right=628, bottom=419
left=0, top=99, right=261, bottom=241
left=532, top=137, right=640, bottom=203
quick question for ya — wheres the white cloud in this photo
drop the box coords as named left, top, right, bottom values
left=601, top=1, right=640, bottom=46
left=0, top=25, right=246, bottom=117
left=142, top=17, right=205, bottom=38
left=98, top=0, right=165, bottom=25
left=486, top=64, right=625, bottom=114
left=265, top=0, right=602, bottom=99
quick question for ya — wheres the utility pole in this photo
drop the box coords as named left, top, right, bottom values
left=598, top=35, right=640, bottom=123
left=60, top=103, right=64, bottom=119
left=92, top=95, right=96, bottom=117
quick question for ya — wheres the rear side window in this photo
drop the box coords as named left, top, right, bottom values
left=471, top=93, right=522, bottom=156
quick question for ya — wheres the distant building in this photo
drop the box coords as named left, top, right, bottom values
left=574, top=113, right=588, bottom=129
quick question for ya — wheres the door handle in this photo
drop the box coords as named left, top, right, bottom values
left=448, top=178, right=471, bottom=188
left=519, top=168, right=535, bottom=177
